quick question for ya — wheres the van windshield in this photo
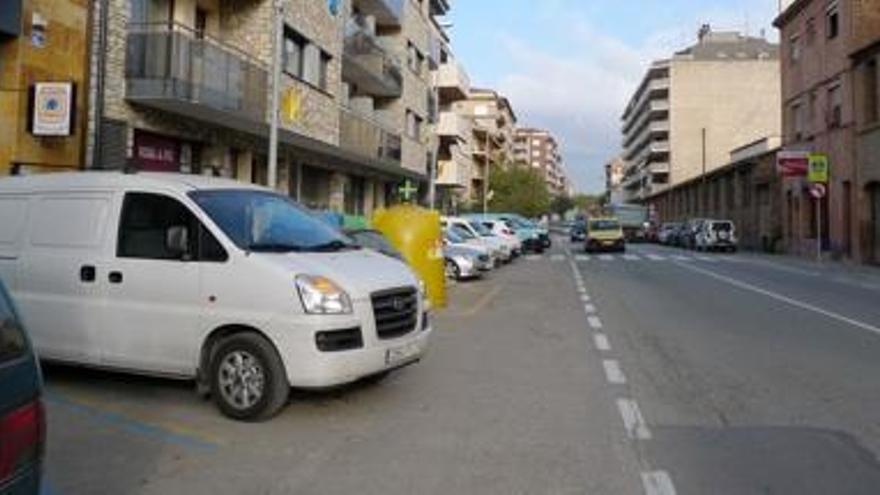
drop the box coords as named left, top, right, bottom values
left=190, top=190, right=356, bottom=253
left=590, top=220, right=621, bottom=231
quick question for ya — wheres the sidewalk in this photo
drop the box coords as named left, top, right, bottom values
left=728, top=249, right=880, bottom=291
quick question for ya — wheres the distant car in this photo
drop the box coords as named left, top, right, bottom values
left=0, top=280, right=45, bottom=495
left=695, top=220, right=738, bottom=253
left=657, top=223, right=681, bottom=245
left=570, top=220, right=586, bottom=242
left=345, top=229, right=405, bottom=262
left=474, top=219, right=523, bottom=256
left=585, top=218, right=626, bottom=253
left=442, top=217, right=510, bottom=264
left=681, top=219, right=707, bottom=250
left=444, top=229, right=493, bottom=279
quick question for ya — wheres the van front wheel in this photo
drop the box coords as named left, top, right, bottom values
left=210, top=333, right=289, bottom=421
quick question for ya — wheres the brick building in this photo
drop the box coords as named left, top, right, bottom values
left=774, top=0, right=879, bottom=261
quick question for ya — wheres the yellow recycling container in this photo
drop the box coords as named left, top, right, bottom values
left=372, top=205, right=446, bottom=308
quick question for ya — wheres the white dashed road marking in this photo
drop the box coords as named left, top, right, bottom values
left=525, top=254, right=542, bottom=261
left=642, top=471, right=678, bottom=495
left=587, top=315, right=603, bottom=329
left=584, top=304, right=597, bottom=314
left=623, top=254, right=641, bottom=261
left=580, top=294, right=591, bottom=302
left=575, top=254, right=591, bottom=262
left=672, top=255, right=692, bottom=262
left=678, top=261, right=880, bottom=338
left=617, top=399, right=652, bottom=440
left=593, top=333, right=611, bottom=351
left=646, top=254, right=666, bottom=261
left=550, top=254, right=566, bottom=261
left=599, top=254, right=615, bottom=261
left=602, top=359, right=627, bottom=384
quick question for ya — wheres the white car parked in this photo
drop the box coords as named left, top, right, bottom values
left=0, top=172, right=432, bottom=421
left=441, top=217, right=512, bottom=264
left=473, top=218, right=522, bottom=256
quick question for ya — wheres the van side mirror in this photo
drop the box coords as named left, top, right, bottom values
left=166, top=225, right=190, bottom=260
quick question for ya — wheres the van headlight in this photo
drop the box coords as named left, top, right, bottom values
left=418, top=279, right=427, bottom=298
left=295, top=275, right=352, bottom=314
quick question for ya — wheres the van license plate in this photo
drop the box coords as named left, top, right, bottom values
left=386, top=342, right=420, bottom=366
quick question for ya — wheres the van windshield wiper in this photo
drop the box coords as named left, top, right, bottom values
left=247, top=243, right=305, bottom=253
left=304, top=240, right=360, bottom=252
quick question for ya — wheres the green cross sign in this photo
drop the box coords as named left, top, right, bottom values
left=398, top=180, right=418, bottom=202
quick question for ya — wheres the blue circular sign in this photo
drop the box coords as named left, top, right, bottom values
left=327, top=0, right=341, bottom=15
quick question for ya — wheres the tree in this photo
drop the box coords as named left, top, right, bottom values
left=488, top=165, right=551, bottom=218
left=550, top=195, right=576, bottom=217
left=573, top=194, right=605, bottom=216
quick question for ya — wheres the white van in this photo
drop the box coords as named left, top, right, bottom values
left=0, top=172, right=431, bottom=420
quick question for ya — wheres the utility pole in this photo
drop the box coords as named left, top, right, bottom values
left=483, top=129, right=491, bottom=215
left=428, top=87, right=439, bottom=210
left=267, top=0, right=284, bottom=190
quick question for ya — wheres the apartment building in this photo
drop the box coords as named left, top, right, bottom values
left=432, top=35, right=472, bottom=212
left=513, top=128, right=568, bottom=196
left=620, top=27, right=780, bottom=202
left=83, top=0, right=446, bottom=216
left=774, top=0, right=880, bottom=261
left=453, top=87, right=516, bottom=205
left=0, top=0, right=90, bottom=174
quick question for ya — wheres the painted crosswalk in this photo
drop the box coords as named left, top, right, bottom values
left=523, top=252, right=735, bottom=264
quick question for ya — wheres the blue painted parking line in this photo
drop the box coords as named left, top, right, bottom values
left=45, top=392, right=219, bottom=452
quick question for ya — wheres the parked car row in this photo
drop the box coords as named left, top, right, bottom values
left=656, top=219, right=739, bottom=252
left=439, top=214, right=551, bottom=281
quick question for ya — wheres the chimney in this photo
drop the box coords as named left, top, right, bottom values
left=698, top=23, right=711, bottom=42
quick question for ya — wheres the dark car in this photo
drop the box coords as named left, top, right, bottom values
left=0, top=281, right=45, bottom=495
left=569, top=221, right=586, bottom=242
left=345, top=229, right=405, bottom=262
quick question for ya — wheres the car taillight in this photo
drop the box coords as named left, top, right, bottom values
left=0, top=398, right=45, bottom=485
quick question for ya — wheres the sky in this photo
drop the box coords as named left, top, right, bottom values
left=447, top=0, right=780, bottom=194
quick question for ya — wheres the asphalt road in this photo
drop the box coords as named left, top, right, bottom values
left=41, top=239, right=880, bottom=494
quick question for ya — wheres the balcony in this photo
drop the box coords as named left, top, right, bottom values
left=343, top=17, right=403, bottom=98
left=339, top=107, right=402, bottom=164
left=436, top=111, right=471, bottom=139
left=125, top=22, right=268, bottom=126
left=354, top=0, right=404, bottom=27
left=434, top=62, right=470, bottom=102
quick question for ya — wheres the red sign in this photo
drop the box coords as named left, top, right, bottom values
left=809, top=183, right=826, bottom=199
left=777, top=151, right=809, bottom=177
left=134, top=131, right=180, bottom=172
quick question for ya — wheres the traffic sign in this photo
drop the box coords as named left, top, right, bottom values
left=808, top=153, right=829, bottom=183
left=809, top=183, right=826, bottom=199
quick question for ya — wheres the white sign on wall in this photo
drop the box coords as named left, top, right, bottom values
left=31, top=82, right=74, bottom=137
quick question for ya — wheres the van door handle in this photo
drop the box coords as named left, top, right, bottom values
left=108, top=271, right=123, bottom=284
left=80, top=265, right=96, bottom=283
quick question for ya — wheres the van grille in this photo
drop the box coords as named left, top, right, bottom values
left=371, top=287, right=418, bottom=340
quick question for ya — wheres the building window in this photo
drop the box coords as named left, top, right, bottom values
left=407, top=42, right=424, bottom=76
left=789, top=34, right=801, bottom=65
left=406, top=110, right=422, bottom=140
left=828, top=83, right=842, bottom=128
left=284, top=27, right=333, bottom=91
left=791, top=102, right=805, bottom=141
left=806, top=17, right=816, bottom=45
left=865, top=59, right=879, bottom=125
left=826, top=4, right=840, bottom=40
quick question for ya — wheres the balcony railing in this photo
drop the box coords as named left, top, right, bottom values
left=437, top=111, right=470, bottom=138
left=433, top=61, right=470, bottom=101
left=343, top=16, right=403, bottom=97
left=355, top=0, right=404, bottom=26
left=125, top=22, right=268, bottom=124
left=339, top=107, right=402, bottom=164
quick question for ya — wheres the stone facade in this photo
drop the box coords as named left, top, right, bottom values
left=0, top=0, right=90, bottom=174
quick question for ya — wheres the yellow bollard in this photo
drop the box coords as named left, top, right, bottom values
left=372, top=205, right=446, bottom=308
